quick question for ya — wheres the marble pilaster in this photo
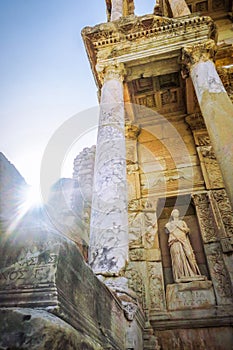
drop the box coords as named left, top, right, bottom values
left=89, top=62, right=129, bottom=277
left=182, top=40, right=233, bottom=208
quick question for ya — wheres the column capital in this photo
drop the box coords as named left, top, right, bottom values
left=96, top=61, right=126, bottom=85
left=181, top=39, right=217, bottom=77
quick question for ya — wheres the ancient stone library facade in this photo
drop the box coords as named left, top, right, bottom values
left=0, top=1, right=233, bottom=349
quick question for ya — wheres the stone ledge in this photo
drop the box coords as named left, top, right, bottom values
left=150, top=305, right=233, bottom=330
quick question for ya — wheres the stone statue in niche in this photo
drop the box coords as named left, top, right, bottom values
left=165, top=209, right=205, bottom=283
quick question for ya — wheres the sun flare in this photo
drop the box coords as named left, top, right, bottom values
left=23, top=185, right=42, bottom=210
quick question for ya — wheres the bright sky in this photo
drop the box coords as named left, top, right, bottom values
left=0, top=1, right=155, bottom=189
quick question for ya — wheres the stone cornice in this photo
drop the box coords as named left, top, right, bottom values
left=82, top=15, right=215, bottom=48
left=82, top=14, right=217, bottom=88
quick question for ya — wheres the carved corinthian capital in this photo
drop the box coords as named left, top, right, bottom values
left=96, top=61, right=126, bottom=85
left=181, top=39, right=217, bottom=77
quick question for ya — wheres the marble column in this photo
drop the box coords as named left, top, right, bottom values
left=167, top=0, right=191, bottom=17
left=182, top=40, right=233, bottom=208
left=111, top=0, right=123, bottom=21
left=89, top=62, right=129, bottom=277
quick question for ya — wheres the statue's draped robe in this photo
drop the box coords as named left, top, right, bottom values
left=165, top=219, right=201, bottom=282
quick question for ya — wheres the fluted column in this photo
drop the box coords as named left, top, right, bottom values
left=182, top=40, right=233, bottom=208
left=89, top=62, right=129, bottom=277
left=167, top=0, right=190, bottom=17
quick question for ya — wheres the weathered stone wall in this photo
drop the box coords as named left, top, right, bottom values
left=0, top=223, right=128, bottom=349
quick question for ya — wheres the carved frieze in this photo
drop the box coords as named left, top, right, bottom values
left=148, top=262, right=166, bottom=311
left=197, top=145, right=224, bottom=189
left=128, top=197, right=158, bottom=212
left=128, top=210, right=157, bottom=249
left=142, top=211, right=157, bottom=249
left=128, top=212, right=142, bottom=248
left=192, top=192, right=217, bottom=243
left=83, top=15, right=215, bottom=50
left=129, top=249, right=161, bottom=262
left=204, top=243, right=233, bottom=305
left=212, top=189, right=233, bottom=241
left=125, top=264, right=146, bottom=309
left=140, top=166, right=204, bottom=196
left=129, top=249, right=144, bottom=261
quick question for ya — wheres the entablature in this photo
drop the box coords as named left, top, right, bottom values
left=82, top=14, right=216, bottom=88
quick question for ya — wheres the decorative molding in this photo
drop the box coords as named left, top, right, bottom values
left=148, top=262, right=166, bottom=311
left=82, top=15, right=216, bottom=87
left=205, top=243, right=233, bottom=305
left=83, top=15, right=215, bottom=49
left=197, top=146, right=224, bottom=189
left=192, top=192, right=218, bottom=243
left=212, top=189, right=233, bottom=240
left=125, top=265, right=146, bottom=309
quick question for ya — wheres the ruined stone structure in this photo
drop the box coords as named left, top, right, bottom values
left=1, top=1, right=233, bottom=349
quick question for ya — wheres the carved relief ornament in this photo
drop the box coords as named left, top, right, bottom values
left=192, top=192, right=217, bottom=243
left=185, top=112, right=206, bottom=131
left=125, top=121, right=141, bottom=140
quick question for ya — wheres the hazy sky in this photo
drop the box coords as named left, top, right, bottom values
left=1, top=1, right=155, bottom=187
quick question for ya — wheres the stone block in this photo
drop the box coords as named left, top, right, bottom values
left=166, top=281, right=216, bottom=311
left=0, top=308, right=104, bottom=350
left=0, top=227, right=126, bottom=349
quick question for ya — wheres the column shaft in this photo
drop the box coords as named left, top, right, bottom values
left=89, top=64, right=128, bottom=276
left=190, top=60, right=233, bottom=208
left=111, top=0, right=123, bottom=21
